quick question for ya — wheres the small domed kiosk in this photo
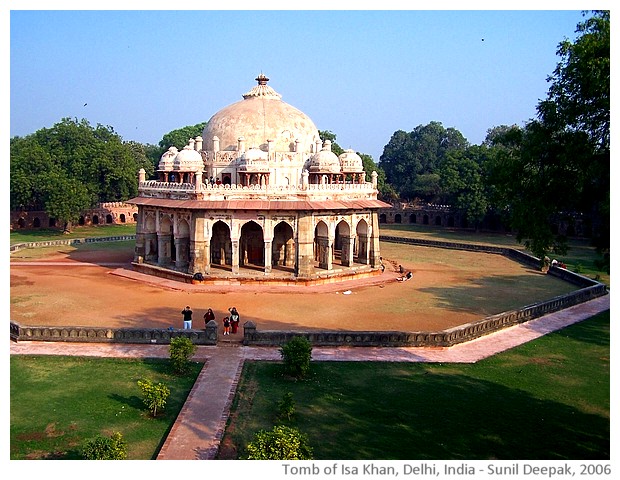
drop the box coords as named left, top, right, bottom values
left=129, top=74, right=390, bottom=284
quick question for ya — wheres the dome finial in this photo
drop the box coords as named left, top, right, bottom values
left=256, top=73, right=269, bottom=85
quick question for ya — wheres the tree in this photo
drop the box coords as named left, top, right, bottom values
left=137, top=378, right=170, bottom=417
left=439, top=146, right=490, bottom=229
left=485, top=11, right=609, bottom=262
left=246, top=425, right=313, bottom=460
left=542, top=10, right=609, bottom=265
left=169, top=336, right=196, bottom=375
left=81, top=432, right=127, bottom=460
left=279, top=336, right=312, bottom=378
left=10, top=117, right=153, bottom=231
left=379, top=122, right=468, bottom=201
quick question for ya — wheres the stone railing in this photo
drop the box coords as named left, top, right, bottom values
left=10, top=320, right=219, bottom=345
left=241, top=283, right=607, bottom=347
left=10, top=235, right=136, bottom=253
left=139, top=180, right=376, bottom=194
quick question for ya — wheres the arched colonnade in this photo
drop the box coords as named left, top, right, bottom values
left=137, top=210, right=376, bottom=277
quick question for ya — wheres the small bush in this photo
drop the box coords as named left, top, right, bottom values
left=137, top=378, right=170, bottom=417
left=279, top=336, right=312, bottom=378
left=277, top=392, right=295, bottom=421
left=169, top=336, right=196, bottom=374
left=246, top=425, right=313, bottom=460
left=81, top=431, right=127, bottom=460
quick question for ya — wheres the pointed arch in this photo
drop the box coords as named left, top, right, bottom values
left=240, top=220, right=264, bottom=267
left=273, top=221, right=295, bottom=269
left=211, top=220, right=232, bottom=267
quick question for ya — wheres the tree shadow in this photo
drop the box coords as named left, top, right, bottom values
left=292, top=367, right=610, bottom=460
left=417, top=273, right=576, bottom=316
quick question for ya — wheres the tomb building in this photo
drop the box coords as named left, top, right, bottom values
left=129, top=74, right=390, bottom=282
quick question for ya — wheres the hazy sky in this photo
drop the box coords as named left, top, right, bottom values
left=9, top=5, right=589, bottom=162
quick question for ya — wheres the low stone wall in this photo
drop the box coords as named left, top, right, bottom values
left=242, top=283, right=607, bottom=347
left=10, top=235, right=136, bottom=253
left=10, top=322, right=218, bottom=345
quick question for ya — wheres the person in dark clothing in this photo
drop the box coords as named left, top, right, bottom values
left=203, top=308, right=215, bottom=329
left=182, top=305, right=193, bottom=329
left=229, top=307, right=240, bottom=334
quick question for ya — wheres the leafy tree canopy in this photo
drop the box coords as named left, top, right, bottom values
left=379, top=121, right=469, bottom=201
left=10, top=117, right=153, bottom=230
left=484, top=11, right=609, bottom=261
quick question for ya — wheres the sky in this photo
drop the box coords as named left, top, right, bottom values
left=7, top=4, right=595, bottom=163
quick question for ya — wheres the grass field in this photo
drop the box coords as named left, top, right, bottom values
left=219, top=311, right=610, bottom=460
left=9, top=224, right=137, bottom=245
left=10, top=356, right=203, bottom=460
left=381, top=224, right=609, bottom=286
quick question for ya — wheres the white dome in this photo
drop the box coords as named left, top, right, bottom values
left=308, top=141, right=341, bottom=174
left=339, top=149, right=364, bottom=173
left=202, top=74, right=321, bottom=153
left=158, top=146, right=178, bottom=171
left=173, top=146, right=204, bottom=172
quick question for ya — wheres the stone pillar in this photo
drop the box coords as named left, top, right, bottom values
left=158, top=233, right=172, bottom=265
left=341, top=235, right=355, bottom=267
left=195, top=136, right=203, bottom=151
left=369, top=211, right=381, bottom=268
left=357, top=233, right=369, bottom=265
left=231, top=239, right=240, bottom=274
left=175, top=237, right=189, bottom=269
left=296, top=213, right=315, bottom=278
left=203, top=238, right=211, bottom=274
left=263, top=239, right=272, bottom=274
left=138, top=168, right=146, bottom=184
left=242, top=321, right=256, bottom=346
left=213, top=136, right=220, bottom=152
left=205, top=319, right=218, bottom=342
left=133, top=208, right=146, bottom=263
left=144, top=232, right=158, bottom=262
left=238, top=136, right=246, bottom=153
left=317, top=236, right=332, bottom=270
left=189, top=217, right=206, bottom=274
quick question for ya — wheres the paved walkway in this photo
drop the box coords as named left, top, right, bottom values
left=9, top=294, right=610, bottom=460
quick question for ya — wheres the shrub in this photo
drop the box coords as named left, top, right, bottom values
left=137, top=378, right=170, bottom=417
left=279, top=336, right=312, bottom=378
left=81, top=431, right=127, bottom=460
left=246, top=425, right=313, bottom=460
left=277, top=392, right=295, bottom=421
left=169, top=336, right=196, bottom=375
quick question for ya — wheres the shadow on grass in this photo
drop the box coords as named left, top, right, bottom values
left=238, top=362, right=610, bottom=460
left=417, top=273, right=576, bottom=316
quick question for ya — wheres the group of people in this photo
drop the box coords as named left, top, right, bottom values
left=180, top=306, right=241, bottom=335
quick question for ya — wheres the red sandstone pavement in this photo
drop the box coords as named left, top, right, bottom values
left=8, top=294, right=610, bottom=460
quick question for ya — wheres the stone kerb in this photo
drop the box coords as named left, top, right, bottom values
left=10, top=322, right=219, bottom=345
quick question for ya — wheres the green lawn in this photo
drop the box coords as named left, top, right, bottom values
left=10, top=224, right=137, bottom=245
left=10, top=356, right=203, bottom=460
left=220, top=311, right=610, bottom=460
left=381, top=224, right=610, bottom=286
